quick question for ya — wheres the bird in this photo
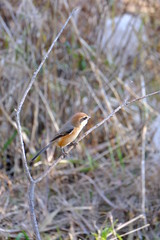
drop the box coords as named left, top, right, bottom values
left=30, top=112, right=90, bottom=164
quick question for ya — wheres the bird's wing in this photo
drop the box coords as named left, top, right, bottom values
left=30, top=122, right=74, bottom=165
left=50, top=122, right=74, bottom=142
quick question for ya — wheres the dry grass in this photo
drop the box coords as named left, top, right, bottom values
left=0, top=0, right=160, bottom=239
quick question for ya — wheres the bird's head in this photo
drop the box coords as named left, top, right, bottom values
left=71, top=112, right=90, bottom=128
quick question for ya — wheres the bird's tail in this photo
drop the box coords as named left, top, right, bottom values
left=29, top=141, right=53, bottom=165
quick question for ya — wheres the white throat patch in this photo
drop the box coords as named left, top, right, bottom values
left=80, top=118, right=88, bottom=130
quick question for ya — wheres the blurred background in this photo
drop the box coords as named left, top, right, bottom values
left=0, top=0, right=160, bottom=239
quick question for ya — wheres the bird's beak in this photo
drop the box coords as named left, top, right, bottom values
left=88, top=116, right=91, bottom=119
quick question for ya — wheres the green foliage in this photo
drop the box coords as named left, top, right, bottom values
left=86, top=153, right=98, bottom=171
left=16, top=231, right=30, bottom=240
left=92, top=224, right=122, bottom=240
left=80, top=157, right=97, bottom=173
left=69, top=154, right=97, bottom=173
left=4, top=35, right=9, bottom=49
left=65, top=41, right=72, bottom=54
left=116, top=136, right=124, bottom=169
left=78, top=54, right=87, bottom=71
left=64, top=40, right=87, bottom=71
left=56, top=227, right=63, bottom=240
left=2, top=130, right=17, bottom=151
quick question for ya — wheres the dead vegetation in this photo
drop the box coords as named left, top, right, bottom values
left=0, top=0, right=160, bottom=239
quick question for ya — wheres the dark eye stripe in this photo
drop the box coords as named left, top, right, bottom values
left=80, top=116, right=87, bottom=122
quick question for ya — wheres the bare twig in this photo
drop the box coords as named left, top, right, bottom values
left=34, top=155, right=64, bottom=183
left=107, top=214, right=149, bottom=239
left=109, top=212, right=118, bottom=240
left=141, top=76, right=148, bottom=225
left=0, top=228, right=21, bottom=234
left=34, top=89, right=160, bottom=185
left=78, top=90, right=160, bottom=144
left=110, top=224, right=150, bottom=240
left=117, top=77, right=158, bottom=115
left=28, top=182, right=41, bottom=239
left=16, top=8, right=77, bottom=240
left=30, top=91, right=39, bottom=145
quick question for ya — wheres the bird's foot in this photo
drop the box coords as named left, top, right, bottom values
left=62, top=148, right=67, bottom=158
left=69, top=141, right=78, bottom=148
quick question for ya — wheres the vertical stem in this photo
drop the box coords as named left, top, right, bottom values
left=28, top=182, right=41, bottom=240
left=141, top=76, right=148, bottom=224
left=141, top=125, right=147, bottom=221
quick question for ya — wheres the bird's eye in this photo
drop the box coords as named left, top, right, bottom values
left=80, top=116, right=87, bottom=122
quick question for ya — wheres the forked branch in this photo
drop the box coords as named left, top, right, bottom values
left=16, top=8, right=78, bottom=240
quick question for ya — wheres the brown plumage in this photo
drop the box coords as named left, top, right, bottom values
left=30, top=112, right=90, bottom=164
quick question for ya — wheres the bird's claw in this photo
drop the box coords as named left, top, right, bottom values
left=70, top=141, right=78, bottom=148
left=62, top=148, right=67, bottom=158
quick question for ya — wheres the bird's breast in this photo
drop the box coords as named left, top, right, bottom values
left=57, top=127, right=82, bottom=148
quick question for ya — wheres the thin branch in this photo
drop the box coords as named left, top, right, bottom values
left=109, top=212, right=118, bottom=240
left=78, top=89, right=160, bottom=143
left=35, top=155, right=64, bottom=183
left=141, top=76, right=148, bottom=225
left=0, top=228, right=21, bottom=234
left=16, top=8, right=77, bottom=240
left=110, top=224, right=150, bottom=240
left=17, top=8, right=78, bottom=115
left=34, top=89, right=160, bottom=187
left=107, top=214, right=148, bottom=239
left=16, top=112, right=33, bottom=182
left=28, top=182, right=41, bottom=239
